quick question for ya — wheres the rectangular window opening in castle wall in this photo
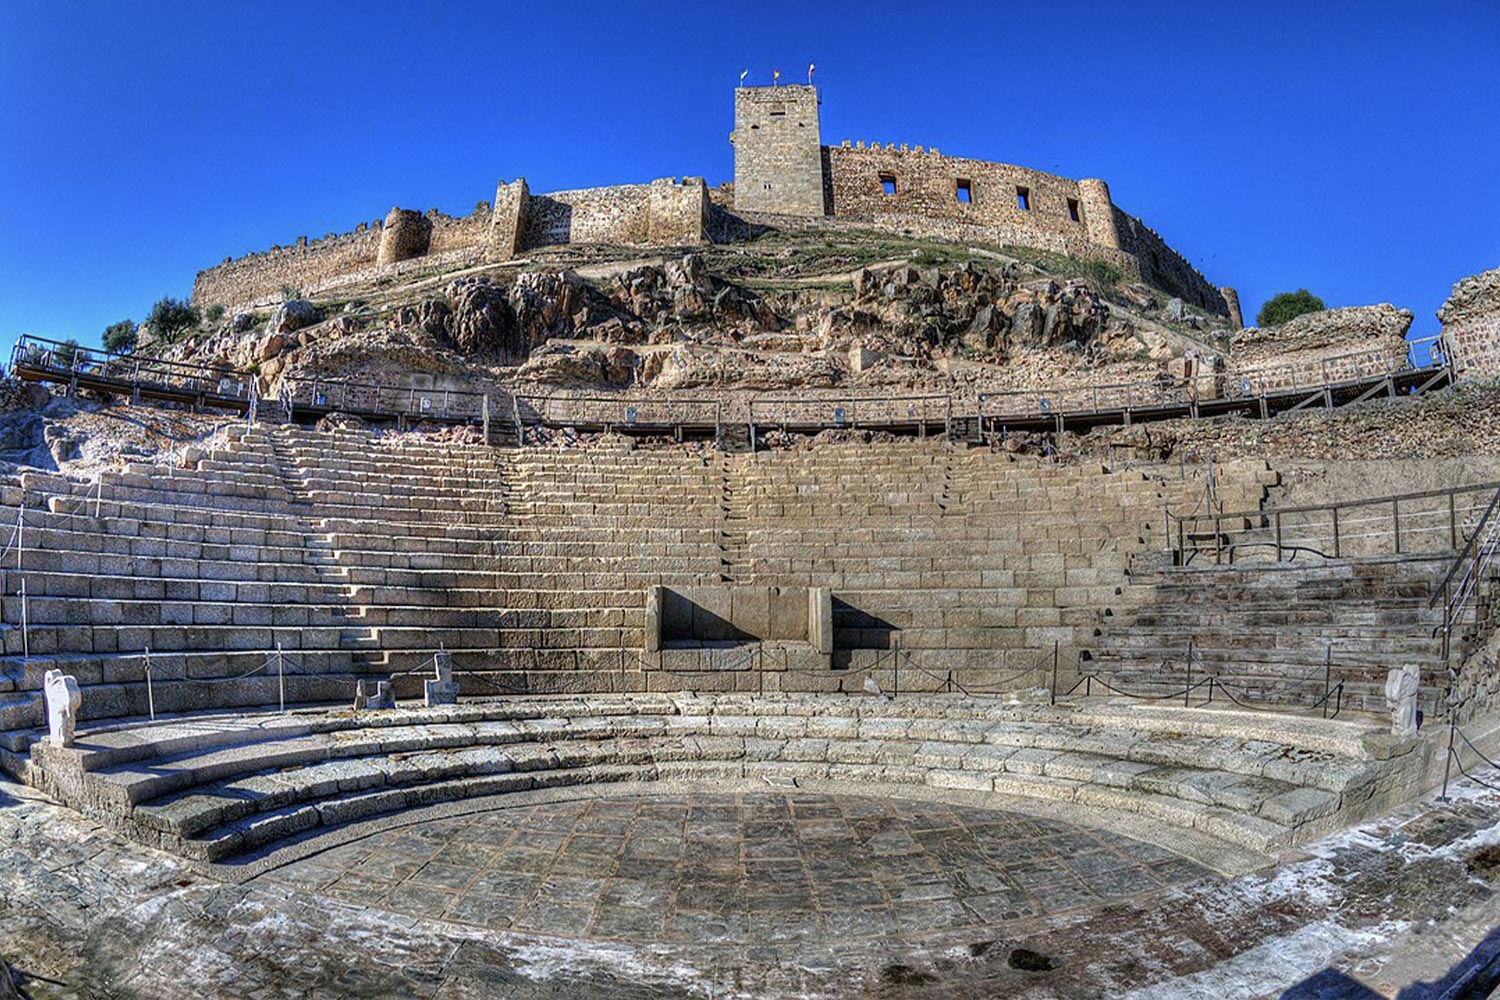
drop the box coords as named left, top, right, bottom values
left=880, top=173, right=897, bottom=196
left=956, top=179, right=972, bottom=203
left=1067, top=197, right=1080, bottom=221
left=1016, top=186, right=1031, bottom=211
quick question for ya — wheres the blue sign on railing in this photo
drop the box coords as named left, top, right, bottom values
left=833, top=407, right=846, bottom=425
left=625, top=406, right=638, bottom=423
left=1039, top=398, right=1052, bottom=413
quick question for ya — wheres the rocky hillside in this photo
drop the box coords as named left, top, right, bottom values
left=144, top=228, right=1237, bottom=399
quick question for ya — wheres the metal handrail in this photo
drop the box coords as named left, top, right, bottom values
left=1431, top=486, right=1500, bottom=611
left=1062, top=642, right=1347, bottom=718
left=515, top=393, right=722, bottom=431
left=1169, top=480, right=1500, bottom=564
left=281, top=376, right=492, bottom=420
left=12, top=334, right=253, bottom=400
left=11, top=333, right=499, bottom=424
left=977, top=337, right=1445, bottom=422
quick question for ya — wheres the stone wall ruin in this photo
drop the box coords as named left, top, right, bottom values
left=191, top=85, right=1230, bottom=319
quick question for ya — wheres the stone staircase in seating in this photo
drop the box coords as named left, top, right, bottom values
left=0, top=426, right=1279, bottom=755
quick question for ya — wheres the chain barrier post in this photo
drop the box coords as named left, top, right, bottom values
left=1323, top=644, right=1332, bottom=719
left=1184, top=640, right=1193, bottom=707
left=277, top=641, right=286, bottom=714
left=19, top=577, right=29, bottom=665
left=145, top=646, right=155, bottom=721
left=1049, top=644, right=1060, bottom=704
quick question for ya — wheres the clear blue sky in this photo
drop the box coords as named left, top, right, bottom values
left=2, top=1, right=1496, bottom=349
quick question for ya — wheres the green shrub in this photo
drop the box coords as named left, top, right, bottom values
left=205, top=304, right=226, bottom=323
left=1256, top=289, right=1326, bottom=327
left=145, top=296, right=199, bottom=342
left=1085, top=259, right=1123, bottom=287
left=101, top=319, right=137, bottom=354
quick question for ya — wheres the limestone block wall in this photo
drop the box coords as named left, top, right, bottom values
left=1229, top=305, right=1414, bottom=390
left=427, top=209, right=491, bottom=255
left=521, top=179, right=709, bottom=252
left=1439, top=266, right=1500, bottom=377
left=525, top=184, right=652, bottom=247
left=826, top=144, right=1094, bottom=247
left=1445, top=313, right=1500, bottom=376
left=376, top=209, right=432, bottom=265
left=1113, top=210, right=1228, bottom=314
left=819, top=144, right=1227, bottom=317
left=488, top=179, right=530, bottom=260
left=192, top=177, right=709, bottom=307
left=733, top=85, right=825, bottom=216
left=646, top=177, right=711, bottom=246
left=193, top=228, right=382, bottom=310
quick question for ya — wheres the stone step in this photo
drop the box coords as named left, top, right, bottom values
left=76, top=706, right=1373, bottom=862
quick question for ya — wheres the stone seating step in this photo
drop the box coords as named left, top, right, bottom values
left=28, top=694, right=1420, bottom=865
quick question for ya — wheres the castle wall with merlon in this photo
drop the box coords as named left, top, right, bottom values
left=193, top=178, right=709, bottom=310
left=191, top=86, right=1228, bottom=316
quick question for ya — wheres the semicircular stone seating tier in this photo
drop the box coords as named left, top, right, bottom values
left=0, top=424, right=1277, bottom=753
left=24, top=693, right=1434, bottom=872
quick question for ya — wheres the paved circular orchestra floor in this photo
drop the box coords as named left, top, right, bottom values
left=267, top=792, right=1213, bottom=947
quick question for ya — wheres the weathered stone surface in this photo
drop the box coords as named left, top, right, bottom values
left=1439, top=266, right=1500, bottom=376
left=445, top=277, right=520, bottom=358
left=266, top=299, right=321, bottom=337
left=1233, top=303, right=1413, bottom=358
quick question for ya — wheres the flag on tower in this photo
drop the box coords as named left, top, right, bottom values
left=773, top=68, right=780, bottom=85
left=808, top=63, right=815, bottom=84
left=739, top=69, right=748, bottom=86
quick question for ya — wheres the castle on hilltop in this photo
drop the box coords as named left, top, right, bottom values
left=194, top=85, right=1238, bottom=325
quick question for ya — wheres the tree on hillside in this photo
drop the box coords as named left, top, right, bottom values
left=1256, top=289, right=1326, bottom=327
left=146, top=296, right=199, bottom=342
left=102, top=319, right=138, bottom=354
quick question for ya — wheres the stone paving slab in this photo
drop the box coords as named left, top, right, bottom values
left=7, top=769, right=1500, bottom=998
left=262, top=792, right=1211, bottom=946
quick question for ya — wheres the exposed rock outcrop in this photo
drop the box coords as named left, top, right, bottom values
left=267, top=299, right=321, bottom=337
left=446, top=278, right=521, bottom=359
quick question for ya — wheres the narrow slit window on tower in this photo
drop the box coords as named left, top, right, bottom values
left=1067, top=197, right=1080, bottom=221
left=1016, top=186, right=1031, bottom=211
left=880, top=173, right=897, bottom=196
left=956, top=179, right=972, bottom=203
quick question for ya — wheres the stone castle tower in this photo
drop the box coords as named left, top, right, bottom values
left=731, top=84, right=825, bottom=216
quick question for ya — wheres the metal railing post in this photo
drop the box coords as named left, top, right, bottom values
left=277, top=641, right=286, bottom=713
left=145, top=646, right=155, bottom=721
left=1440, top=701, right=1457, bottom=800
left=1185, top=640, right=1193, bottom=707
left=1323, top=644, right=1332, bottom=719
left=893, top=635, right=900, bottom=699
left=1050, top=644, right=1059, bottom=705
left=19, top=577, right=28, bottom=664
